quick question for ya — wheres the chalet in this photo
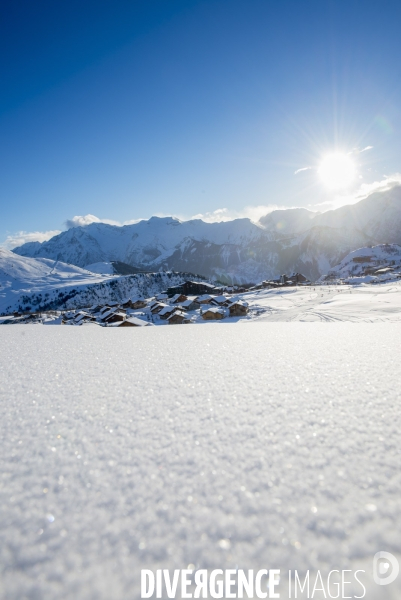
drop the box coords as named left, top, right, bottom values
left=63, top=311, right=76, bottom=320
left=170, top=293, right=188, bottom=304
left=158, top=306, right=177, bottom=320
left=179, top=299, right=199, bottom=311
left=120, top=298, right=147, bottom=310
left=229, top=285, right=246, bottom=293
left=89, top=304, right=103, bottom=313
left=74, top=312, right=97, bottom=324
left=150, top=302, right=168, bottom=314
left=196, top=294, right=213, bottom=305
left=280, top=273, right=309, bottom=285
left=23, top=313, right=42, bottom=323
left=104, top=311, right=126, bottom=324
left=167, top=281, right=217, bottom=297
left=362, top=267, right=378, bottom=275
left=130, top=298, right=147, bottom=309
left=1, top=317, right=22, bottom=324
left=73, top=311, right=86, bottom=322
left=109, top=317, right=151, bottom=327
left=156, top=293, right=169, bottom=301
left=202, top=307, right=225, bottom=320
left=374, top=267, right=394, bottom=275
left=228, top=301, right=249, bottom=317
left=291, top=273, right=309, bottom=284
left=353, top=256, right=373, bottom=263
left=108, top=301, right=120, bottom=309
left=211, top=295, right=228, bottom=306
left=98, top=309, right=112, bottom=320
left=167, top=311, right=191, bottom=324
left=120, top=296, right=147, bottom=309
left=120, top=298, right=131, bottom=309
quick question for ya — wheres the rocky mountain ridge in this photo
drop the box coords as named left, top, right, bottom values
left=13, top=186, right=401, bottom=283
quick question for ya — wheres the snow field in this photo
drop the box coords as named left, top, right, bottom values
left=0, top=324, right=401, bottom=599
left=247, top=282, right=401, bottom=322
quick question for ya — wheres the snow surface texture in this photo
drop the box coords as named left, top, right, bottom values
left=247, top=282, right=401, bottom=322
left=1, top=325, right=400, bottom=599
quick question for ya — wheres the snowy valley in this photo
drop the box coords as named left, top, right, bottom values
left=3, top=241, right=401, bottom=324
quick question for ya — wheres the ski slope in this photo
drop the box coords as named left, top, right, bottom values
left=0, top=248, right=108, bottom=314
left=0, top=249, right=205, bottom=315
left=0, top=324, right=400, bottom=599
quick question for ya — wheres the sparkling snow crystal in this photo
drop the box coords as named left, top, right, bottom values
left=0, top=324, right=400, bottom=599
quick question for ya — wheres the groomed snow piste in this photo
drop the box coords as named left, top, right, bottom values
left=1, top=324, right=400, bottom=599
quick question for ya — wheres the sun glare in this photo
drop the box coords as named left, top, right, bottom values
left=318, top=153, right=356, bottom=190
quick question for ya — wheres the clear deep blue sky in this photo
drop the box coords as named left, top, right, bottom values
left=2, top=0, right=401, bottom=245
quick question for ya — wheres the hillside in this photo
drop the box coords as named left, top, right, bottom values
left=321, top=243, right=401, bottom=281
left=0, top=249, right=205, bottom=315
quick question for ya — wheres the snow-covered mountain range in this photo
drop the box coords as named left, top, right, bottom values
left=13, top=185, right=401, bottom=283
left=0, top=248, right=203, bottom=314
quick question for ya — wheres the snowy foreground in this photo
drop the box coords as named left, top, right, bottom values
left=1, top=325, right=401, bottom=600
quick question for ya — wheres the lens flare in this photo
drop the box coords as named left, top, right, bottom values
left=318, top=153, right=356, bottom=190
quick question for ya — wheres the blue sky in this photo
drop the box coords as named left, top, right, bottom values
left=2, top=0, right=401, bottom=247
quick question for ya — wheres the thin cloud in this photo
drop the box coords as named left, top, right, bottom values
left=191, top=205, right=283, bottom=223
left=1, top=229, right=62, bottom=250
left=354, top=173, right=401, bottom=199
left=294, top=166, right=312, bottom=175
left=315, top=173, right=401, bottom=211
left=65, top=214, right=143, bottom=228
left=65, top=214, right=119, bottom=228
left=360, top=145, right=373, bottom=153
left=123, top=218, right=144, bottom=225
left=348, top=145, right=374, bottom=156
left=1, top=215, right=145, bottom=249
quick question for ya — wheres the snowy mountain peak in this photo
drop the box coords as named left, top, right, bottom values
left=12, top=186, right=401, bottom=283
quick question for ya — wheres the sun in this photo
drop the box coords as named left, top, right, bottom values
left=318, top=153, right=356, bottom=190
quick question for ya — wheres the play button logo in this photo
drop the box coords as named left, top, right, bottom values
left=373, top=552, right=399, bottom=585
